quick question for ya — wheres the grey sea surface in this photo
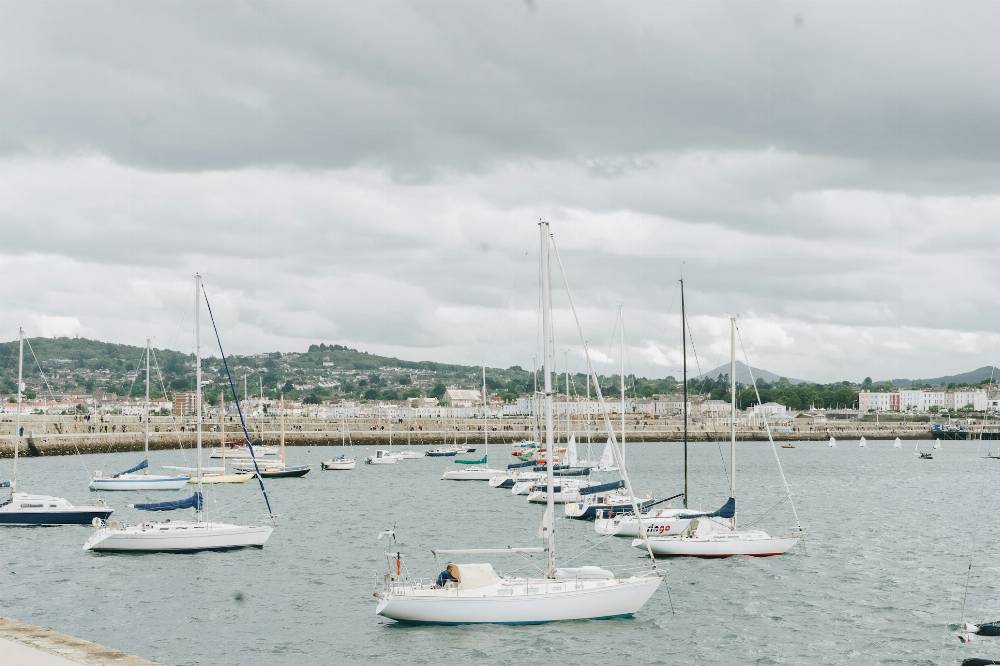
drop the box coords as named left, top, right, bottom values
left=1, top=439, right=996, bottom=665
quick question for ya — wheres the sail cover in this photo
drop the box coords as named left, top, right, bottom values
left=113, top=459, right=149, bottom=478
left=507, top=460, right=536, bottom=469
left=455, top=455, right=487, bottom=465
left=678, top=497, right=736, bottom=520
left=579, top=479, right=625, bottom=496
left=133, top=492, right=203, bottom=512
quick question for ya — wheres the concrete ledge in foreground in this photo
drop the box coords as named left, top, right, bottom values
left=0, top=617, right=158, bottom=665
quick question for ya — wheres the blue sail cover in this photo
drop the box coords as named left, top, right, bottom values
left=579, top=480, right=626, bottom=496
left=133, top=492, right=203, bottom=512
left=113, top=459, right=149, bottom=478
left=508, top=460, right=536, bottom=469
left=678, top=497, right=736, bottom=520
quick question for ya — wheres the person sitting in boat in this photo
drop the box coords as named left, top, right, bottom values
left=433, top=563, right=460, bottom=588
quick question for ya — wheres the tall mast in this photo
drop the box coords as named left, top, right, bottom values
left=539, top=221, right=556, bottom=578
left=195, top=273, right=204, bottom=520
left=482, top=365, right=488, bottom=458
left=729, top=316, right=737, bottom=529
left=144, top=337, right=150, bottom=470
left=13, top=327, right=23, bottom=492
left=280, top=394, right=286, bottom=464
left=220, top=389, right=225, bottom=468
left=564, top=352, right=569, bottom=446
left=680, top=279, right=688, bottom=508
left=619, top=305, right=625, bottom=467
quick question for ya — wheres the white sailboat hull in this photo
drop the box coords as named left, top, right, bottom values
left=83, top=520, right=273, bottom=552
left=594, top=510, right=698, bottom=537
left=394, top=451, right=424, bottom=460
left=208, top=445, right=279, bottom=458
left=89, top=474, right=190, bottom=491
left=321, top=459, right=356, bottom=470
left=375, top=575, right=662, bottom=624
left=194, top=473, right=254, bottom=484
left=527, top=489, right=580, bottom=504
left=441, top=468, right=505, bottom=481
left=635, top=531, right=799, bottom=557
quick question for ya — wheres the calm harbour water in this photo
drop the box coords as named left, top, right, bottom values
left=2, top=439, right=998, bottom=665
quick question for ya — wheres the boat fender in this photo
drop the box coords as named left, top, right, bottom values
left=91, top=517, right=104, bottom=528
left=395, top=553, right=402, bottom=577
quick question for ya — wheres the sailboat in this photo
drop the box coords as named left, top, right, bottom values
left=828, top=435, right=837, bottom=447
left=934, top=438, right=942, bottom=450
left=322, top=418, right=356, bottom=470
left=83, top=273, right=275, bottom=552
left=374, top=221, right=662, bottom=624
left=634, top=317, right=800, bottom=557
left=90, top=339, right=190, bottom=491
left=231, top=396, right=311, bottom=478
left=441, top=366, right=505, bottom=481
left=595, top=278, right=707, bottom=537
left=182, top=391, right=253, bottom=484
left=859, top=436, right=867, bottom=448
left=894, top=437, right=902, bottom=449
left=0, top=327, right=114, bottom=526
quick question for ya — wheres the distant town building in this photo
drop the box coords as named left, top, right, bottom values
left=443, top=388, right=482, bottom=408
left=859, top=389, right=988, bottom=413
left=173, top=391, right=197, bottom=416
left=747, top=402, right=789, bottom=425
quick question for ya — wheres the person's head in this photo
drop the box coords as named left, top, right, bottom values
left=446, top=563, right=458, bottom=577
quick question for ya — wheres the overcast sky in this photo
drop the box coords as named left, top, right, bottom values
left=3, top=1, right=1000, bottom=383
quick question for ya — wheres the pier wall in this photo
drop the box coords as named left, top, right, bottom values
left=0, top=413, right=948, bottom=457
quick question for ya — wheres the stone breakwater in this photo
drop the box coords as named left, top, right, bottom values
left=0, top=414, right=941, bottom=457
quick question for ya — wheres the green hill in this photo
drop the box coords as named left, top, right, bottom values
left=0, top=337, right=681, bottom=404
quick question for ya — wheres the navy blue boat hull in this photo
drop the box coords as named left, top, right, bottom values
left=0, top=509, right=113, bottom=526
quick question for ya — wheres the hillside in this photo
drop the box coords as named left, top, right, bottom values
left=885, top=366, right=1000, bottom=388
left=0, top=337, right=681, bottom=404
left=697, top=361, right=806, bottom=385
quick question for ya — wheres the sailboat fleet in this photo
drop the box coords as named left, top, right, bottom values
left=13, top=221, right=973, bottom=635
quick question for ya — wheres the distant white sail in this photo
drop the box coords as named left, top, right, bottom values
left=566, top=435, right=578, bottom=467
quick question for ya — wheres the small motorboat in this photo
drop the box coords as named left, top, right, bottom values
left=231, top=460, right=311, bottom=478
left=919, top=452, right=933, bottom=460
left=321, top=456, right=356, bottom=471
left=367, top=450, right=400, bottom=465
left=394, top=451, right=424, bottom=460
left=1, top=492, right=113, bottom=526
left=425, top=449, right=458, bottom=457
left=780, top=443, right=796, bottom=449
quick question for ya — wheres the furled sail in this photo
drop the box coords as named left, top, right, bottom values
left=132, top=492, right=203, bottom=512
left=113, top=459, right=149, bottom=478
left=579, top=480, right=625, bottom=496
left=507, top=460, right=536, bottom=470
left=455, top=455, right=487, bottom=465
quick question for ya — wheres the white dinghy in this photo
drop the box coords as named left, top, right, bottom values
left=374, top=221, right=662, bottom=624
left=636, top=318, right=801, bottom=558
left=84, top=274, right=275, bottom=553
